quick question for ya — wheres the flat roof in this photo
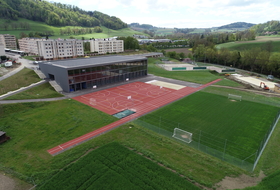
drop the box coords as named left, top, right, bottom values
left=40, top=55, right=147, bottom=69
left=0, top=131, right=6, bottom=136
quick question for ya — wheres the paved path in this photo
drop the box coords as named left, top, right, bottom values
left=48, top=79, right=221, bottom=156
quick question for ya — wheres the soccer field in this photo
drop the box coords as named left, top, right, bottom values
left=139, top=91, right=279, bottom=163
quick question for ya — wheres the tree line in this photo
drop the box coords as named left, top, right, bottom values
left=1, top=21, right=30, bottom=30
left=0, top=0, right=127, bottom=29
left=59, top=27, right=103, bottom=36
left=192, top=41, right=280, bottom=77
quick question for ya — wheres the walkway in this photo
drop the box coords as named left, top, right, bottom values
left=48, top=79, right=221, bottom=156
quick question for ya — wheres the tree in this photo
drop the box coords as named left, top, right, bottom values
left=268, top=53, right=280, bottom=75
left=229, top=51, right=241, bottom=68
left=256, top=50, right=270, bottom=74
left=219, top=48, right=231, bottom=66
left=118, top=36, right=139, bottom=50
left=241, top=47, right=261, bottom=71
left=193, top=44, right=206, bottom=61
left=3, top=23, right=9, bottom=30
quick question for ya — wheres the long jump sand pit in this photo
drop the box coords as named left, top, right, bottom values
left=146, top=80, right=186, bottom=90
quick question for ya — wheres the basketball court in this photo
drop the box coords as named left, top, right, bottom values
left=73, top=81, right=183, bottom=115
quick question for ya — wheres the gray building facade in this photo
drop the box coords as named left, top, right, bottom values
left=39, top=55, right=148, bottom=92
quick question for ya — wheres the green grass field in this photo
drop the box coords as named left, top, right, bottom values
left=3, top=82, right=64, bottom=100
left=148, top=58, right=223, bottom=84
left=38, top=142, right=200, bottom=190
left=216, top=36, right=280, bottom=53
left=0, top=100, right=118, bottom=173
left=0, top=68, right=41, bottom=95
left=0, top=18, right=145, bottom=39
left=0, top=100, right=245, bottom=188
left=138, top=91, right=279, bottom=163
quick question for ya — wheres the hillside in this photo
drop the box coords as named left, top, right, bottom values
left=217, top=22, right=255, bottom=30
left=251, top=20, right=280, bottom=35
left=0, top=18, right=145, bottom=39
left=0, top=0, right=127, bottom=30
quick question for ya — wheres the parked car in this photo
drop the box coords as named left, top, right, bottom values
left=267, top=75, right=274, bottom=80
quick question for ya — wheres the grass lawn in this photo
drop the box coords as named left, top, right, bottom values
left=203, top=86, right=280, bottom=107
left=38, top=142, right=201, bottom=190
left=242, top=170, right=280, bottom=190
left=0, top=100, right=118, bottom=174
left=0, top=68, right=41, bottom=95
left=148, top=58, right=223, bottom=84
left=0, top=100, right=244, bottom=188
left=4, top=82, right=64, bottom=100
left=214, top=78, right=243, bottom=87
left=138, top=91, right=279, bottom=162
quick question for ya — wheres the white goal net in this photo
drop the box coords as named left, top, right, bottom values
left=228, top=94, right=242, bottom=101
left=172, top=128, right=192, bottom=143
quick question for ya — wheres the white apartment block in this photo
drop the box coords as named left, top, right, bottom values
left=0, top=34, right=17, bottom=50
left=90, top=39, right=124, bottom=54
left=0, top=43, right=5, bottom=56
left=37, top=39, right=84, bottom=60
left=19, top=38, right=47, bottom=55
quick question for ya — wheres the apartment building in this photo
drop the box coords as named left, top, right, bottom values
left=37, top=39, right=84, bottom=60
left=0, top=34, right=17, bottom=49
left=90, top=38, right=123, bottom=54
left=0, top=43, right=5, bottom=56
left=18, top=38, right=46, bottom=55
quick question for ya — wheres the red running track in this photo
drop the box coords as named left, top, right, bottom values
left=48, top=79, right=221, bottom=155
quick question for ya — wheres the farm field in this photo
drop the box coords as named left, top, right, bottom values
left=38, top=142, right=200, bottom=190
left=138, top=91, right=279, bottom=163
left=216, top=36, right=280, bottom=52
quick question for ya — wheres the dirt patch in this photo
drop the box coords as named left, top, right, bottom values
left=0, top=173, right=15, bottom=190
left=214, top=171, right=265, bottom=190
left=0, top=172, right=33, bottom=190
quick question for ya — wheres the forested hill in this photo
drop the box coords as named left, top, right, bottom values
left=250, top=20, right=280, bottom=34
left=217, top=22, right=255, bottom=29
left=0, top=0, right=127, bottom=29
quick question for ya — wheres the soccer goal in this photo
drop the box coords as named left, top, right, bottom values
left=172, top=128, right=192, bottom=143
left=228, top=94, right=242, bottom=101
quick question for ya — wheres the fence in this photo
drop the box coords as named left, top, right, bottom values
left=134, top=111, right=280, bottom=171
left=203, top=87, right=280, bottom=108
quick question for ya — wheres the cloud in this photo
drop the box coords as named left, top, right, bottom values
left=48, top=0, right=280, bottom=28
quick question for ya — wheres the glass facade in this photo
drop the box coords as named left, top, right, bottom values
left=67, top=60, right=147, bottom=92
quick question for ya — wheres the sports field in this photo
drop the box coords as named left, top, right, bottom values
left=40, top=143, right=200, bottom=190
left=139, top=91, right=279, bottom=163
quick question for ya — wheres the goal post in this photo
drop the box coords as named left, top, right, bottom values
left=228, top=94, right=242, bottom=101
left=172, top=128, right=192, bottom=143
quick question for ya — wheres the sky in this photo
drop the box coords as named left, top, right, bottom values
left=49, top=0, right=280, bottom=28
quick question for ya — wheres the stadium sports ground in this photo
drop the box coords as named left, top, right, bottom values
left=48, top=76, right=280, bottom=171
left=48, top=78, right=221, bottom=155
